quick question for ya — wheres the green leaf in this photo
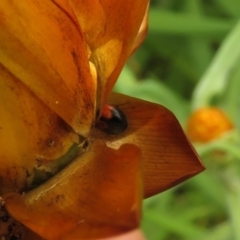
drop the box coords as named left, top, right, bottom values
left=149, top=10, right=234, bottom=36
left=226, top=174, right=240, bottom=239
left=195, top=222, right=232, bottom=240
left=114, top=66, right=189, bottom=124
left=212, top=0, right=240, bottom=17
left=142, top=210, right=206, bottom=238
left=223, top=58, right=240, bottom=127
left=192, top=19, right=240, bottom=109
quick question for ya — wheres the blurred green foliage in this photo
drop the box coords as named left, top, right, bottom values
left=114, top=0, right=240, bottom=239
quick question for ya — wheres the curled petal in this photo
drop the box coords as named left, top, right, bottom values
left=130, top=4, right=149, bottom=55
left=0, top=0, right=96, bottom=136
left=66, top=0, right=149, bottom=108
left=4, top=144, right=142, bottom=239
left=93, top=93, right=205, bottom=197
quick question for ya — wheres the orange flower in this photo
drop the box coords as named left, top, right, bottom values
left=0, top=1, right=204, bottom=239
left=186, top=107, right=233, bottom=143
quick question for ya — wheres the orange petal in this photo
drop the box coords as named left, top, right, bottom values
left=92, top=93, right=205, bottom=198
left=130, top=4, right=149, bottom=56
left=0, top=0, right=96, bottom=136
left=0, top=65, right=79, bottom=194
left=4, top=143, right=142, bottom=240
left=66, top=0, right=149, bottom=108
left=98, top=0, right=149, bottom=107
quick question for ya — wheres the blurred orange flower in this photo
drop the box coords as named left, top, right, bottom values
left=186, top=107, right=233, bottom=143
left=0, top=1, right=204, bottom=239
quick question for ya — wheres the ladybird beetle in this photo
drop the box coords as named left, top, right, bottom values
left=95, top=104, right=128, bottom=135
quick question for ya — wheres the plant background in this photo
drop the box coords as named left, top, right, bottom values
left=114, top=0, right=240, bottom=239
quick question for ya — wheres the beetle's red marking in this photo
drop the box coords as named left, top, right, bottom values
left=101, top=104, right=114, bottom=119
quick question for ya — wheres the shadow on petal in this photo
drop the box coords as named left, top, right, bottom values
left=93, top=93, right=205, bottom=198
left=3, top=143, right=142, bottom=240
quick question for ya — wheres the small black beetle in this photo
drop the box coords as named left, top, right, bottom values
left=95, top=104, right=128, bottom=135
